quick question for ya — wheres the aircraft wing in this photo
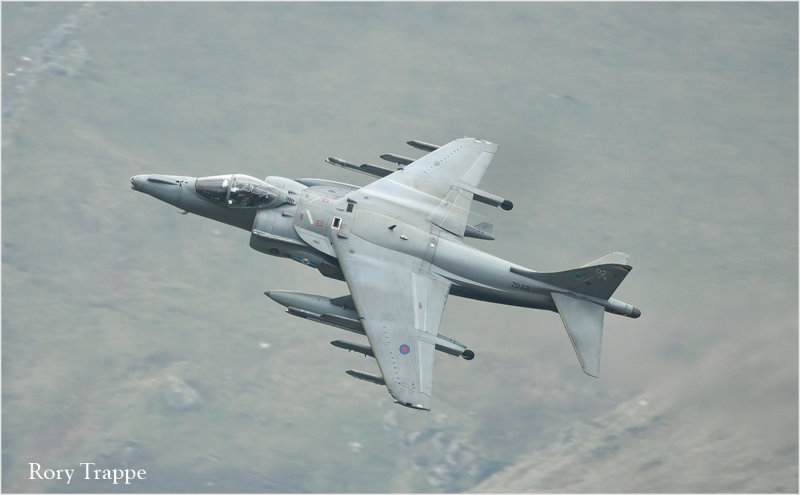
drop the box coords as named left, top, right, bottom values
left=359, top=137, right=500, bottom=238
left=331, top=233, right=451, bottom=410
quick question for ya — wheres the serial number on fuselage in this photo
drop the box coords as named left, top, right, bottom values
left=511, top=281, right=534, bottom=291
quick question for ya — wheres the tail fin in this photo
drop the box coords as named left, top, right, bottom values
left=510, top=253, right=635, bottom=378
left=552, top=293, right=604, bottom=377
left=580, top=251, right=630, bottom=268
left=511, top=252, right=632, bottom=300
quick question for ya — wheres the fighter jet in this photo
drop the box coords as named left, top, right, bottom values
left=131, top=137, right=640, bottom=411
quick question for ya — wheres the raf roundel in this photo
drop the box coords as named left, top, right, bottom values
left=399, top=344, right=411, bottom=355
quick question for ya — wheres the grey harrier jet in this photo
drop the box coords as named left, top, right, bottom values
left=131, top=137, right=640, bottom=411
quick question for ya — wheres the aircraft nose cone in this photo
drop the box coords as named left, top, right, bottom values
left=130, top=175, right=144, bottom=190
left=129, top=174, right=184, bottom=206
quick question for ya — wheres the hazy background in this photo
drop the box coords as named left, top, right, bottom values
left=2, top=2, right=797, bottom=492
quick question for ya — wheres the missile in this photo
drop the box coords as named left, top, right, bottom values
left=331, top=340, right=374, bottom=357
left=346, top=369, right=385, bottom=385
left=325, top=157, right=394, bottom=178
left=436, top=333, right=473, bottom=359
left=286, top=306, right=364, bottom=334
left=265, top=290, right=475, bottom=359
left=325, top=156, right=355, bottom=168
left=266, top=290, right=358, bottom=319
left=380, top=153, right=414, bottom=166
left=266, top=290, right=364, bottom=334
left=407, top=140, right=440, bottom=152
left=454, top=182, right=513, bottom=211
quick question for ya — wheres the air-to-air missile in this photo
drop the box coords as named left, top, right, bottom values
left=264, top=290, right=474, bottom=360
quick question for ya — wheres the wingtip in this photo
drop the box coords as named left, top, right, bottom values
left=582, top=366, right=600, bottom=379
left=394, top=400, right=431, bottom=411
left=388, top=384, right=432, bottom=411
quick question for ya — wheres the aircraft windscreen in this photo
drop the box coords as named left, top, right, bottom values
left=195, top=175, right=231, bottom=205
left=195, top=174, right=279, bottom=208
left=228, top=175, right=278, bottom=208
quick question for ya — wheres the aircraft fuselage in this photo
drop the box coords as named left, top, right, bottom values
left=132, top=136, right=642, bottom=409
left=130, top=173, right=635, bottom=318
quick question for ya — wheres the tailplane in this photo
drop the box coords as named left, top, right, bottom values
left=551, top=293, right=605, bottom=377
left=512, top=252, right=637, bottom=378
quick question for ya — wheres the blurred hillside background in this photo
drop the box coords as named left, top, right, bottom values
left=2, top=2, right=797, bottom=492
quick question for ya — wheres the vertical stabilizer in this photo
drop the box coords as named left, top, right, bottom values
left=510, top=260, right=632, bottom=300
left=580, top=251, right=630, bottom=268
left=552, top=292, right=605, bottom=377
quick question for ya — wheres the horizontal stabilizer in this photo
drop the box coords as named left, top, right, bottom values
left=331, top=340, right=374, bottom=357
left=552, top=292, right=604, bottom=378
left=380, top=153, right=414, bottom=166
left=325, top=157, right=394, bottom=178
left=346, top=369, right=385, bottom=385
left=407, top=140, right=440, bottom=152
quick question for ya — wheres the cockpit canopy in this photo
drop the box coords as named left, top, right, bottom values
left=195, top=174, right=281, bottom=209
